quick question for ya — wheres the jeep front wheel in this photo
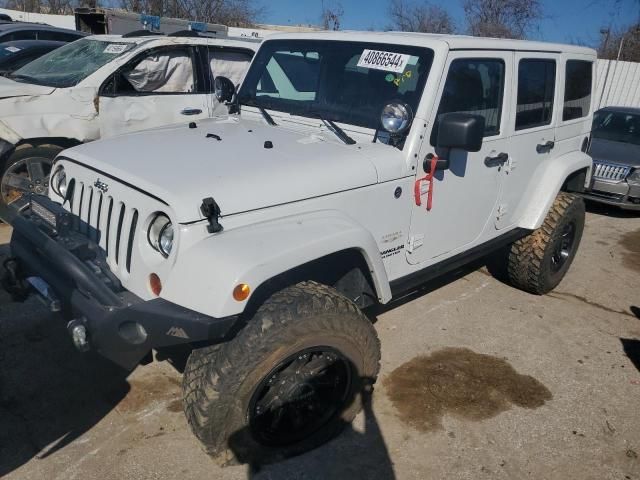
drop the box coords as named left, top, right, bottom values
left=506, top=192, right=585, bottom=294
left=182, top=281, right=381, bottom=465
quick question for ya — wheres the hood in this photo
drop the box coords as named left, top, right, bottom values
left=64, top=116, right=382, bottom=223
left=0, top=75, right=56, bottom=99
left=590, top=137, right=640, bottom=168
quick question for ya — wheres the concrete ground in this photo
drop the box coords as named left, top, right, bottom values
left=0, top=203, right=638, bottom=480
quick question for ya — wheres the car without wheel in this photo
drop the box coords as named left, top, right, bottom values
left=583, top=106, right=640, bottom=210
left=0, top=32, right=258, bottom=209
left=1, top=31, right=596, bottom=463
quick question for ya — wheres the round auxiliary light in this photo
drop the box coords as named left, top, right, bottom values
left=149, top=273, right=162, bottom=296
left=380, top=102, right=413, bottom=134
left=233, top=283, right=251, bottom=302
left=51, top=166, right=67, bottom=197
left=148, top=213, right=174, bottom=257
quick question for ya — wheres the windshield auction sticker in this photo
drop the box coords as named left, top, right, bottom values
left=104, top=44, right=129, bottom=54
left=357, top=49, right=410, bottom=73
left=5, top=46, right=21, bottom=53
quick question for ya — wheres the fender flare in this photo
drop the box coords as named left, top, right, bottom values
left=518, top=150, right=592, bottom=230
left=162, top=210, right=392, bottom=319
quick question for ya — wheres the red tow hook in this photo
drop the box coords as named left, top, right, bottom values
left=414, top=153, right=438, bottom=211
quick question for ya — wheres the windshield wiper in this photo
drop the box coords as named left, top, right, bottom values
left=304, top=111, right=355, bottom=145
left=258, top=106, right=277, bottom=126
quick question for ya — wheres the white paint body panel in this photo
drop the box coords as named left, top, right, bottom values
left=48, top=33, right=597, bottom=318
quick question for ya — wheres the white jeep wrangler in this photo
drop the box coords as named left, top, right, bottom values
left=0, top=32, right=257, bottom=209
left=1, top=32, right=596, bottom=462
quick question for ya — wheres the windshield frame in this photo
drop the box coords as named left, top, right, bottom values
left=592, top=110, right=640, bottom=146
left=237, top=39, right=434, bottom=133
left=9, top=38, right=138, bottom=88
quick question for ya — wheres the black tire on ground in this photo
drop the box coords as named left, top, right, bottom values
left=506, top=191, right=585, bottom=295
left=182, top=281, right=381, bottom=465
left=0, top=143, right=64, bottom=210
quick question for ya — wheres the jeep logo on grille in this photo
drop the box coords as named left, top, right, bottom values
left=94, top=179, right=109, bottom=193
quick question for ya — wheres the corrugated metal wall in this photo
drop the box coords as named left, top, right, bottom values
left=596, top=59, right=640, bottom=109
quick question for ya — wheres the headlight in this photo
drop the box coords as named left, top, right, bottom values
left=147, top=213, right=174, bottom=257
left=628, top=169, right=640, bottom=184
left=50, top=166, right=67, bottom=198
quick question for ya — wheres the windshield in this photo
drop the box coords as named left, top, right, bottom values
left=238, top=40, right=433, bottom=131
left=10, top=38, right=135, bottom=88
left=592, top=111, right=640, bottom=146
left=0, top=45, right=22, bottom=59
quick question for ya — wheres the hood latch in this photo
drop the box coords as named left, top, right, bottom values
left=200, top=197, right=223, bottom=233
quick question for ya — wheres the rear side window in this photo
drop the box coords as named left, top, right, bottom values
left=431, top=57, right=505, bottom=145
left=563, top=60, right=592, bottom=121
left=516, top=59, right=556, bottom=130
left=208, top=48, right=252, bottom=88
left=5, top=30, right=38, bottom=41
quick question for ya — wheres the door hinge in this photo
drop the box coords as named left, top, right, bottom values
left=407, top=234, right=424, bottom=253
left=496, top=204, right=508, bottom=221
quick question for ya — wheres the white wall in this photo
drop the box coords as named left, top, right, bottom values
left=0, top=7, right=75, bottom=29
left=596, top=59, right=640, bottom=109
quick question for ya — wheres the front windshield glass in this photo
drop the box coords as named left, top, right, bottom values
left=238, top=40, right=434, bottom=130
left=592, top=111, right=640, bottom=146
left=0, top=45, right=22, bottom=59
left=10, top=38, right=135, bottom=88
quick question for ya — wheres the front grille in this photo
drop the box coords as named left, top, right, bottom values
left=592, top=161, right=631, bottom=181
left=69, top=182, right=138, bottom=273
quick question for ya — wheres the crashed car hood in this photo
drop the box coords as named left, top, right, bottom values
left=63, top=117, right=381, bottom=223
left=590, top=137, right=640, bottom=168
left=0, top=75, right=55, bottom=98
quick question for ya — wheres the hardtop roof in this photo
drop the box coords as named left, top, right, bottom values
left=86, top=33, right=259, bottom=50
left=262, top=30, right=596, bottom=57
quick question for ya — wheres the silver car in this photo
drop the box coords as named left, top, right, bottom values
left=584, top=107, right=640, bottom=210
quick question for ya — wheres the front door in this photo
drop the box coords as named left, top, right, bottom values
left=98, top=45, right=210, bottom=138
left=407, top=51, right=512, bottom=265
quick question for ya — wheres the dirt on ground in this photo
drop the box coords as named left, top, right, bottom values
left=0, top=202, right=639, bottom=480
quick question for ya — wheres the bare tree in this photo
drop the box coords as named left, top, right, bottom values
left=321, top=0, right=343, bottom=30
left=598, top=23, right=640, bottom=62
left=388, top=0, right=455, bottom=34
left=463, top=0, right=544, bottom=39
left=119, top=0, right=261, bottom=26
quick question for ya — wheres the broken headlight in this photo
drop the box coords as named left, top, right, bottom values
left=148, top=213, right=174, bottom=257
left=627, top=168, right=640, bottom=185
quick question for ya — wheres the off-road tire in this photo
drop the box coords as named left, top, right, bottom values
left=182, top=281, right=381, bottom=465
left=0, top=143, right=64, bottom=210
left=506, top=192, right=585, bottom=295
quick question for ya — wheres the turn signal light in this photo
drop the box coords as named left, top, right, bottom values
left=149, top=273, right=162, bottom=296
left=233, top=283, right=251, bottom=301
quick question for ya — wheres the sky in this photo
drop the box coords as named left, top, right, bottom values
left=259, top=0, right=640, bottom=46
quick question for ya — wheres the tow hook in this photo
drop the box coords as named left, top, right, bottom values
left=1, top=258, right=30, bottom=301
left=67, top=318, right=90, bottom=352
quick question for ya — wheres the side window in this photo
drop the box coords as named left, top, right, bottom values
left=431, top=58, right=505, bottom=145
left=118, top=47, right=195, bottom=94
left=516, top=59, right=556, bottom=130
left=563, top=60, right=592, bottom=121
left=208, top=48, right=252, bottom=88
left=6, top=30, right=38, bottom=41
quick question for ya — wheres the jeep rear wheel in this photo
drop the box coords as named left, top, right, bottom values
left=506, top=192, right=585, bottom=295
left=182, top=281, right=381, bottom=465
left=0, top=144, right=63, bottom=211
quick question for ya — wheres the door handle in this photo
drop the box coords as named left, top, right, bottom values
left=484, top=152, right=509, bottom=167
left=181, top=108, right=202, bottom=116
left=536, top=141, right=555, bottom=153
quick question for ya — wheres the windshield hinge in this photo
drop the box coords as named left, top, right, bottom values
left=200, top=197, right=223, bottom=233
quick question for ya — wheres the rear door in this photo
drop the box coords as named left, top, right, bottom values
left=98, top=45, right=209, bottom=138
left=407, top=51, right=512, bottom=264
left=496, top=53, right=559, bottom=229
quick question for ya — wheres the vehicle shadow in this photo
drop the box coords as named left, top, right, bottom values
left=584, top=200, right=640, bottom=218
left=227, top=377, right=395, bottom=480
left=621, top=338, right=640, bottom=373
left=0, top=297, right=130, bottom=477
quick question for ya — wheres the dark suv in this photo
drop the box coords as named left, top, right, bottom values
left=0, top=21, right=85, bottom=43
left=585, top=107, right=640, bottom=210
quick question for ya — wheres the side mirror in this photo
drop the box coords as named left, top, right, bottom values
left=214, top=76, right=235, bottom=103
left=436, top=113, right=485, bottom=152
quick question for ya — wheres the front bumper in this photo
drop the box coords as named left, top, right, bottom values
left=0, top=196, right=240, bottom=369
left=583, top=177, right=640, bottom=211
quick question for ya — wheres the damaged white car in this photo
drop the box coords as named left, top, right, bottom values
left=0, top=32, right=258, bottom=209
